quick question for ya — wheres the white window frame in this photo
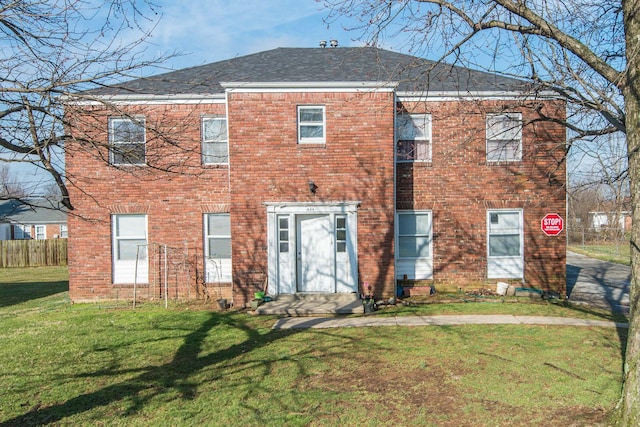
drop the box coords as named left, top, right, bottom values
left=112, top=214, right=148, bottom=284
left=397, top=211, right=433, bottom=259
left=202, top=116, right=229, bottom=164
left=486, top=113, right=522, bottom=162
left=487, top=209, right=524, bottom=279
left=396, top=113, right=432, bottom=162
left=395, top=211, right=433, bottom=280
left=59, top=224, right=68, bottom=238
left=297, top=106, right=326, bottom=144
left=35, top=225, right=45, bottom=240
left=109, top=117, right=146, bottom=166
left=204, top=213, right=232, bottom=283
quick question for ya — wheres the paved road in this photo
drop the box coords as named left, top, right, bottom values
left=567, top=251, right=631, bottom=313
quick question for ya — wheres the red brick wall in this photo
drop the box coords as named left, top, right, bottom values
left=226, top=91, right=396, bottom=306
left=67, top=102, right=231, bottom=302
left=396, top=99, right=566, bottom=292
left=67, top=93, right=566, bottom=304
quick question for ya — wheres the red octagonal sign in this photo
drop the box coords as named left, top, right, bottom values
left=541, top=213, right=564, bottom=236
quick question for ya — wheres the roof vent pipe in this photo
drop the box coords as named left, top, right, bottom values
left=330, top=39, right=338, bottom=48
left=319, top=40, right=327, bottom=48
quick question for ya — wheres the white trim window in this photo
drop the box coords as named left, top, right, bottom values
left=202, top=116, right=228, bottom=164
left=59, top=224, right=68, bottom=238
left=487, top=210, right=524, bottom=278
left=204, top=213, right=232, bottom=283
left=35, top=225, right=45, bottom=240
left=112, top=214, right=148, bottom=284
left=109, top=117, right=146, bottom=165
left=297, top=106, right=325, bottom=144
left=396, top=113, right=432, bottom=162
left=396, top=211, right=433, bottom=280
left=486, top=113, right=522, bottom=162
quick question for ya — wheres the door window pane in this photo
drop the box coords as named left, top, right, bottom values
left=489, top=235, right=520, bottom=257
left=278, top=216, right=289, bottom=253
left=336, top=216, right=347, bottom=253
left=488, top=211, right=522, bottom=257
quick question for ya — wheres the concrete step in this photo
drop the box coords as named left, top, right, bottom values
left=273, top=293, right=359, bottom=302
left=255, top=293, right=364, bottom=316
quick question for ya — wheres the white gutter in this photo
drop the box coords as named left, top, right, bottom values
left=397, top=90, right=560, bottom=101
left=220, top=81, right=399, bottom=93
left=67, top=93, right=226, bottom=105
left=67, top=87, right=560, bottom=105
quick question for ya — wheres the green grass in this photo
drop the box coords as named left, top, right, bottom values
left=569, top=243, right=631, bottom=265
left=0, top=267, right=628, bottom=426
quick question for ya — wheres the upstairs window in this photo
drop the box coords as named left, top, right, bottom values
left=396, top=114, right=431, bottom=162
left=298, top=106, right=325, bottom=144
left=109, top=117, right=146, bottom=165
left=486, top=113, right=522, bottom=162
left=202, top=116, right=228, bottom=164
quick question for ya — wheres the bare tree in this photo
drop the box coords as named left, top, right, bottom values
left=0, top=164, right=27, bottom=199
left=323, top=0, right=639, bottom=423
left=0, top=0, right=178, bottom=210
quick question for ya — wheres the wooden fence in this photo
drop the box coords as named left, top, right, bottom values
left=0, top=238, right=68, bottom=268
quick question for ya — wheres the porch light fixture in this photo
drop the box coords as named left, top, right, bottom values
left=308, top=180, right=318, bottom=194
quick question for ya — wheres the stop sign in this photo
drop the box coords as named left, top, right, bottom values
left=541, top=213, right=564, bottom=236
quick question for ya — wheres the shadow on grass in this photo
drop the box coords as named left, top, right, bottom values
left=0, top=280, right=68, bottom=308
left=0, top=312, right=303, bottom=426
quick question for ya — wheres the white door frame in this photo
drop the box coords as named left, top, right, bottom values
left=266, top=202, right=359, bottom=295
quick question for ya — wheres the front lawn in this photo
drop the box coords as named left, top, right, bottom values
left=0, top=267, right=627, bottom=426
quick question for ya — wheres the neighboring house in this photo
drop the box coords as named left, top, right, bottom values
left=0, top=199, right=68, bottom=240
left=589, top=211, right=631, bottom=233
left=67, top=46, right=566, bottom=306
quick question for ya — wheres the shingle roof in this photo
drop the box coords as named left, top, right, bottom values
left=0, top=199, right=67, bottom=224
left=87, top=47, right=529, bottom=96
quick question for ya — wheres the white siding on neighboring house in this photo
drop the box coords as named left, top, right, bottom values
left=0, top=224, right=10, bottom=240
left=589, top=211, right=630, bottom=231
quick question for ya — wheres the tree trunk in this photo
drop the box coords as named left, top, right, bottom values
left=619, top=0, right=640, bottom=424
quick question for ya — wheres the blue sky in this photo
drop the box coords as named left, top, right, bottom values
left=132, top=0, right=371, bottom=72
left=13, top=0, right=374, bottom=193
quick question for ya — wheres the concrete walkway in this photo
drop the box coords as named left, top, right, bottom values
left=269, top=251, right=632, bottom=329
left=272, top=314, right=628, bottom=330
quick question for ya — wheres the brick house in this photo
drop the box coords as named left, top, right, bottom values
left=0, top=199, right=68, bottom=240
left=67, top=47, right=566, bottom=306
